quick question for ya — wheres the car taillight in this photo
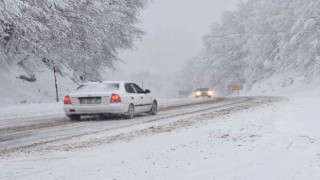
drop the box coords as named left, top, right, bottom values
left=64, top=95, right=71, bottom=104
left=110, top=94, right=121, bottom=103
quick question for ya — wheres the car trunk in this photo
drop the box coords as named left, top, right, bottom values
left=69, top=83, right=120, bottom=106
left=70, top=92, right=113, bottom=106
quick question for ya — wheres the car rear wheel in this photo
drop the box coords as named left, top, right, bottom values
left=149, top=101, right=157, bottom=115
left=69, top=115, right=81, bottom=121
left=124, top=104, right=134, bottom=119
left=99, top=114, right=110, bottom=120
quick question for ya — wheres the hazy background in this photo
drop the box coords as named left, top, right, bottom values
left=118, top=0, right=240, bottom=76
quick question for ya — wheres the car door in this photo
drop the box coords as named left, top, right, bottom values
left=131, top=83, right=151, bottom=112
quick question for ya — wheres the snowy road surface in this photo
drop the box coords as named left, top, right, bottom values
left=1, top=96, right=319, bottom=180
left=0, top=97, right=248, bottom=153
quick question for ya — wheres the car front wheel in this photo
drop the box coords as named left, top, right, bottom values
left=149, top=101, right=157, bottom=115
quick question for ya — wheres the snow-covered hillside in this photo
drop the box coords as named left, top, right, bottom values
left=0, top=63, right=77, bottom=105
left=247, top=76, right=320, bottom=97
left=178, top=0, right=320, bottom=95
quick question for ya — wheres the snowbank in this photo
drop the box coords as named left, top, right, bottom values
left=246, top=75, right=320, bottom=98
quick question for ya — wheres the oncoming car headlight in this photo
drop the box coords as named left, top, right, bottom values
left=196, top=91, right=201, bottom=96
left=207, top=91, right=213, bottom=96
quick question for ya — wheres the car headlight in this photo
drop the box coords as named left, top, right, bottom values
left=196, top=91, right=201, bottom=96
left=207, top=91, right=213, bottom=96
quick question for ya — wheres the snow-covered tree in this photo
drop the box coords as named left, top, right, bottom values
left=0, top=0, right=148, bottom=81
left=180, top=0, right=320, bottom=94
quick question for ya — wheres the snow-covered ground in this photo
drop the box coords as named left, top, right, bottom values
left=1, top=92, right=319, bottom=179
left=247, top=75, right=320, bottom=98
left=0, top=64, right=78, bottom=106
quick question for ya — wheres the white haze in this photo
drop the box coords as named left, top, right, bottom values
left=119, top=0, right=239, bottom=76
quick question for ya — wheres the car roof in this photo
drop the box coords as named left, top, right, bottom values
left=196, top=88, right=210, bottom=90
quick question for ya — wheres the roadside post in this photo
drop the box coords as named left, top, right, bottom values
left=228, top=85, right=243, bottom=96
left=53, top=64, right=59, bottom=102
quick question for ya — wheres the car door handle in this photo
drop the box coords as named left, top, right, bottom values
left=141, top=97, right=143, bottom=99
left=131, top=97, right=134, bottom=100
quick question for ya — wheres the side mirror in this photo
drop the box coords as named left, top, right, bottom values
left=145, top=89, right=151, bottom=94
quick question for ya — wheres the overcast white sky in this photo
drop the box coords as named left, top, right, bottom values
left=119, top=0, right=240, bottom=77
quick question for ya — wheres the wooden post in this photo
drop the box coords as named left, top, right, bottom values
left=53, top=65, right=59, bottom=102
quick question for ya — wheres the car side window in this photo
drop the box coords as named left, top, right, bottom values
left=131, top=83, right=145, bottom=94
left=125, top=84, right=136, bottom=94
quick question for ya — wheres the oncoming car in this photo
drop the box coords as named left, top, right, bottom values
left=195, top=88, right=214, bottom=98
left=63, top=81, right=158, bottom=120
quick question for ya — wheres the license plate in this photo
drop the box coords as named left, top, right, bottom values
left=79, top=98, right=101, bottom=104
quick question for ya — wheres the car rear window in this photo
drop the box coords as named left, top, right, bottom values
left=75, top=83, right=119, bottom=93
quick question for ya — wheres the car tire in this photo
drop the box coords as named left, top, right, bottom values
left=99, top=114, right=110, bottom=120
left=149, top=101, right=157, bottom=115
left=124, top=104, right=134, bottom=119
left=69, top=115, right=81, bottom=121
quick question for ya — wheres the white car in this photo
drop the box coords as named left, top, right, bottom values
left=63, top=81, right=157, bottom=120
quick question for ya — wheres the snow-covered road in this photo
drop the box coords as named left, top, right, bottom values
left=2, top=96, right=318, bottom=180
left=0, top=97, right=252, bottom=157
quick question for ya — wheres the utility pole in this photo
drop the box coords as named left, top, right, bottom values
left=53, top=64, right=59, bottom=102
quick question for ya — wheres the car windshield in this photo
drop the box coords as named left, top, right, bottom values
left=196, top=88, right=210, bottom=91
left=75, top=83, right=119, bottom=93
